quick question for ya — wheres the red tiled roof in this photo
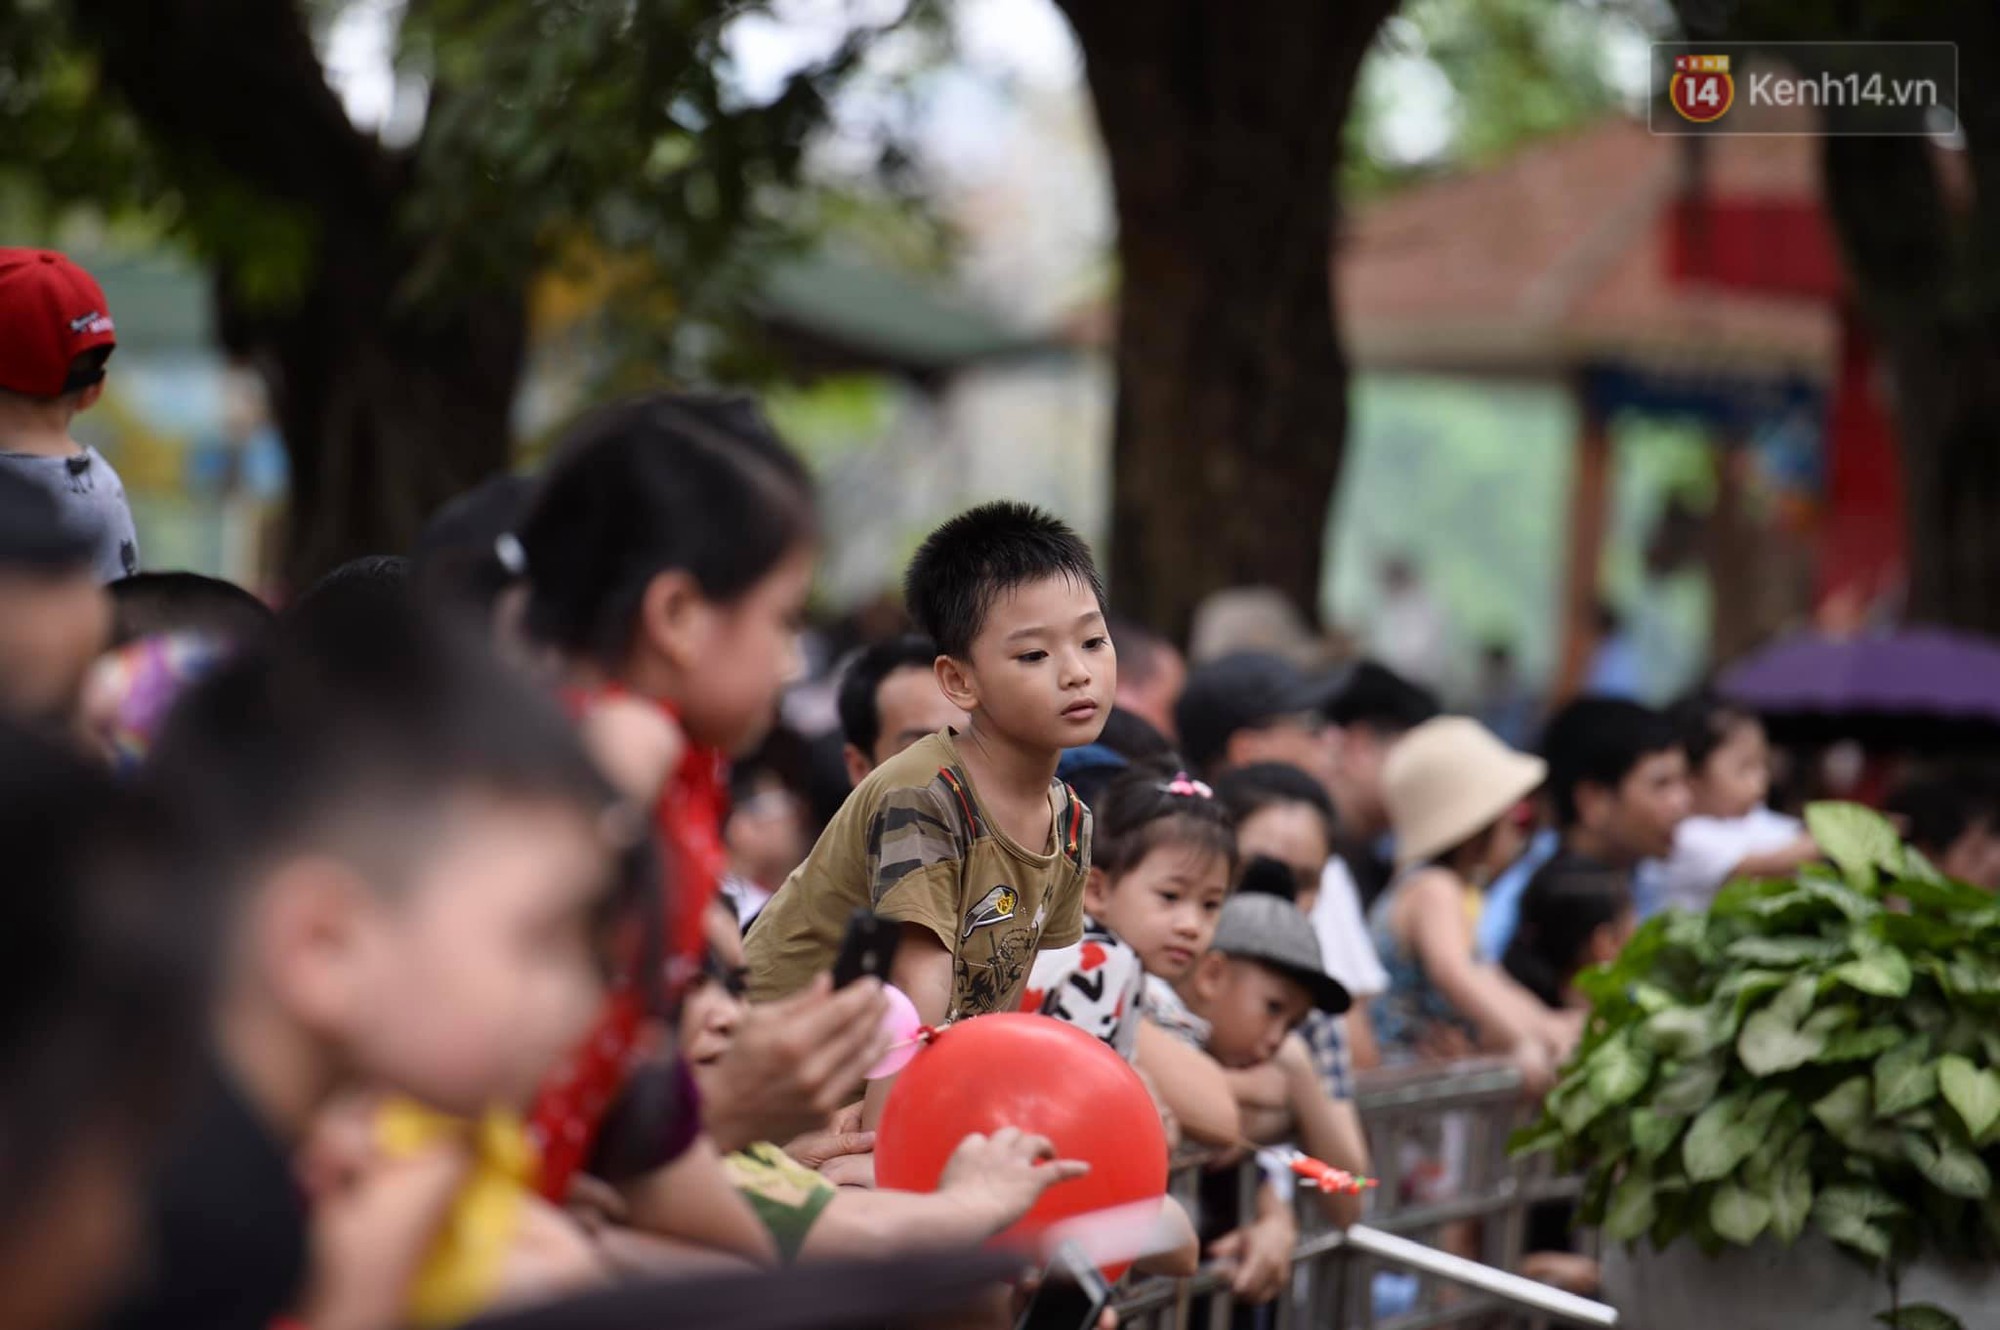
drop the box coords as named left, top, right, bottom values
left=1336, top=117, right=1836, bottom=379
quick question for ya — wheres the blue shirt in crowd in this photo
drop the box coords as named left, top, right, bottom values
left=1476, top=828, right=1559, bottom=963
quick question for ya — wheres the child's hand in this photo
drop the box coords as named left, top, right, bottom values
left=938, top=1127, right=1089, bottom=1235
left=783, top=1101, right=876, bottom=1173
left=299, top=1139, right=471, bottom=1330
left=703, top=974, right=890, bottom=1152
left=1207, top=1212, right=1295, bottom=1305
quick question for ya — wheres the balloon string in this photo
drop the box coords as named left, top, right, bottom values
left=883, top=1025, right=944, bottom=1054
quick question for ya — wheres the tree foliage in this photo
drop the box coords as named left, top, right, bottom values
left=1, top=0, right=939, bottom=359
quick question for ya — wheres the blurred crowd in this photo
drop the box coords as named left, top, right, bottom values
left=7, top=247, right=2000, bottom=1330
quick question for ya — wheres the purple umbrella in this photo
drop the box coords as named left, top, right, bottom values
left=1717, top=627, right=2000, bottom=723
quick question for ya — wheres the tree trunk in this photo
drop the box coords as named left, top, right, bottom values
left=1055, top=0, right=1395, bottom=641
left=1821, top=114, right=2000, bottom=633
left=218, top=246, right=527, bottom=590
left=79, top=0, right=529, bottom=591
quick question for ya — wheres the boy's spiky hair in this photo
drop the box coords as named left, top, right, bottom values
left=903, top=501, right=1104, bottom=660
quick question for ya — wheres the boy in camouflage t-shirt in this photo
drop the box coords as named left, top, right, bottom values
left=748, top=503, right=1114, bottom=1081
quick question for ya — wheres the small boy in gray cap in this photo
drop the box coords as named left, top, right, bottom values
left=1161, top=892, right=1372, bottom=1281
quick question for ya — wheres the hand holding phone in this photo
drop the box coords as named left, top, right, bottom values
left=830, top=909, right=892, bottom=989
left=1015, top=1243, right=1112, bottom=1330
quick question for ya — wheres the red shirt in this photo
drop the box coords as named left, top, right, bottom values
left=528, top=688, right=728, bottom=1199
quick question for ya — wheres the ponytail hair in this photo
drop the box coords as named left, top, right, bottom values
left=518, top=393, right=814, bottom=665
left=1091, top=764, right=1238, bottom=879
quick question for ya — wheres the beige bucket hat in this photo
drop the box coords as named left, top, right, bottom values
left=1384, top=715, right=1546, bottom=869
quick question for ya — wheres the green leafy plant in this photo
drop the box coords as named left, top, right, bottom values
left=1514, top=803, right=2000, bottom=1330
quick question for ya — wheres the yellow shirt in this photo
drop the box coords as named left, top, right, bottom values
left=746, top=731, right=1089, bottom=1019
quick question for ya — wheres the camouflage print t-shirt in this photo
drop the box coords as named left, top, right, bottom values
left=746, top=731, right=1090, bottom=1020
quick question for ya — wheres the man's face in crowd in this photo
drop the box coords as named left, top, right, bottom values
left=1115, top=641, right=1186, bottom=741
left=1224, top=713, right=1339, bottom=793
left=1580, top=747, right=1692, bottom=864
left=844, top=663, right=967, bottom=786
left=1327, top=722, right=1396, bottom=839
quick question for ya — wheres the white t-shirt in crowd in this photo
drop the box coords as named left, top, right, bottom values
left=1315, top=857, right=1390, bottom=999
left=1658, top=807, right=1805, bottom=913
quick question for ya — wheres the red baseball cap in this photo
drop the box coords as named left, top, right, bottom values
left=0, top=248, right=118, bottom=398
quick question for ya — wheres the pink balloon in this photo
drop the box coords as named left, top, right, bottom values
left=867, top=984, right=924, bottom=1080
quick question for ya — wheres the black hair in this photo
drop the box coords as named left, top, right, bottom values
left=518, top=393, right=814, bottom=665
left=1236, top=856, right=1305, bottom=903
left=1886, top=774, right=1996, bottom=862
left=61, top=344, right=113, bottom=396
left=0, top=718, right=207, bottom=1224
left=1108, top=617, right=1173, bottom=687
left=151, top=598, right=621, bottom=900
left=1211, top=762, right=1339, bottom=848
left=1090, top=765, right=1237, bottom=879
left=1324, top=661, right=1439, bottom=734
left=836, top=635, right=941, bottom=756
left=412, top=475, right=536, bottom=622
left=284, top=555, right=413, bottom=644
left=1539, top=696, right=1680, bottom=829
left=1667, top=691, right=1760, bottom=774
left=902, top=501, right=1104, bottom=661
left=109, top=571, right=276, bottom=649
left=1503, top=857, right=1632, bottom=1008
left=1097, top=706, right=1175, bottom=767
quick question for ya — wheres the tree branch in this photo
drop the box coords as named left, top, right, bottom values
left=75, top=0, right=394, bottom=219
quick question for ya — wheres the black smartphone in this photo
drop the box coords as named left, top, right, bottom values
left=830, top=909, right=893, bottom=989
left=1015, top=1243, right=1112, bottom=1330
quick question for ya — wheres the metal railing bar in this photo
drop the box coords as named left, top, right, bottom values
left=1337, top=1226, right=1616, bottom=1328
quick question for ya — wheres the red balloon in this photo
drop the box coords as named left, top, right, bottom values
left=876, top=1012, right=1168, bottom=1277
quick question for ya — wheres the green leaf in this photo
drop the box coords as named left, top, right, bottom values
left=1813, top=1076, right=1874, bottom=1146
left=1875, top=1306, right=1966, bottom=1330
left=1939, top=1055, right=2000, bottom=1138
left=1684, top=1095, right=1760, bottom=1182
left=1808, top=801, right=1904, bottom=884
left=1769, top=1159, right=1814, bottom=1244
left=1802, top=1004, right=1860, bottom=1038
left=1901, top=845, right=1950, bottom=884
left=1818, top=1027, right=1905, bottom=1064
left=1875, top=1041, right=1941, bottom=1116
left=1653, top=1057, right=1725, bottom=1117
left=1737, top=976, right=1827, bottom=1074
left=1944, top=952, right=2000, bottom=1001
left=1555, top=1078, right=1605, bottom=1136
left=1586, top=1033, right=1652, bottom=1109
left=1814, top=1185, right=1902, bottom=1262
left=1831, top=947, right=1914, bottom=998
left=1904, top=1133, right=1993, bottom=1199
left=1639, top=1007, right=1717, bottom=1058
left=1603, top=1168, right=1656, bottom=1242
left=1630, top=1106, right=1683, bottom=1162
left=1726, top=934, right=1847, bottom=967
left=1507, top=1117, right=1563, bottom=1158
left=1801, top=874, right=1883, bottom=922
left=1710, top=1182, right=1773, bottom=1244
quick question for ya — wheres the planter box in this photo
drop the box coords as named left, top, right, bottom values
left=1603, top=1234, right=2000, bottom=1330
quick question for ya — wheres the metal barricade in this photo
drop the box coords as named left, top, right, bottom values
left=1113, top=1057, right=1616, bottom=1330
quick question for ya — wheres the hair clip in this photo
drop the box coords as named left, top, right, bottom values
left=494, top=532, right=528, bottom=576
left=1163, top=772, right=1213, bottom=799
